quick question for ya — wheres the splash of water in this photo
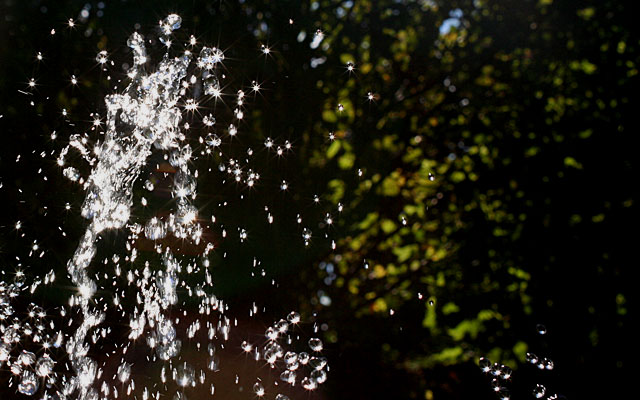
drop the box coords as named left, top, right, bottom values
left=2, top=14, right=328, bottom=400
left=61, top=15, right=203, bottom=399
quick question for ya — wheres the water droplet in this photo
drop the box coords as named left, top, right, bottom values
left=284, top=351, right=298, bottom=364
left=479, top=357, right=491, bottom=373
left=253, top=382, right=265, bottom=396
left=275, top=319, right=289, bottom=333
left=205, top=133, right=221, bottom=147
left=202, top=113, right=216, bottom=126
left=498, top=388, right=511, bottom=400
left=302, top=376, right=318, bottom=390
left=145, top=217, right=167, bottom=240
left=287, top=311, right=300, bottom=324
left=198, top=47, right=225, bottom=69
left=77, top=358, right=97, bottom=388
left=241, top=341, right=253, bottom=352
left=175, top=362, right=195, bottom=387
left=309, top=356, right=327, bottom=370
left=96, top=50, right=108, bottom=64
left=63, top=167, right=80, bottom=182
left=18, top=371, right=38, bottom=395
left=311, top=369, right=327, bottom=384
left=280, top=370, right=296, bottom=384
left=302, top=228, right=312, bottom=245
left=117, top=362, right=131, bottom=383
left=298, top=352, right=310, bottom=365
left=35, top=354, right=55, bottom=377
left=533, top=384, right=546, bottom=398
left=173, top=392, right=188, bottom=400
left=160, top=14, right=182, bottom=34
left=207, top=355, right=220, bottom=371
left=17, top=350, right=36, bottom=366
left=308, top=337, right=323, bottom=352
left=501, top=365, right=512, bottom=380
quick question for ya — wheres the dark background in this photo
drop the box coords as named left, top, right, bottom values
left=0, top=0, right=635, bottom=399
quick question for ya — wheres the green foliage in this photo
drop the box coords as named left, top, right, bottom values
left=291, top=0, right=635, bottom=397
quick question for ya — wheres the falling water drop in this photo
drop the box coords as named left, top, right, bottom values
left=501, top=365, right=512, bottom=380
left=18, top=371, right=38, bottom=395
left=117, top=362, right=132, bottom=383
left=145, top=217, right=167, bottom=240
left=287, top=311, right=301, bottom=324
left=198, top=47, right=225, bottom=70
left=533, top=384, right=546, bottom=398
left=526, top=352, right=539, bottom=365
left=308, top=337, right=323, bottom=352
left=253, top=382, right=265, bottom=396
left=35, top=355, right=55, bottom=377
left=175, top=362, right=196, bottom=388
left=479, top=357, right=491, bottom=373
left=96, top=50, right=108, bottom=65
left=309, top=356, right=327, bottom=370
left=160, top=14, right=182, bottom=34
left=302, top=376, right=318, bottom=390
left=311, top=369, right=327, bottom=384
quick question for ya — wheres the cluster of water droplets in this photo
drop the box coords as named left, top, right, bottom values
left=525, top=352, right=554, bottom=371
left=478, top=357, right=513, bottom=400
left=478, top=324, right=560, bottom=400
left=246, top=311, right=329, bottom=396
left=525, top=324, right=561, bottom=399
left=1, top=277, right=61, bottom=397
left=3, top=13, right=329, bottom=400
left=58, top=14, right=207, bottom=399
